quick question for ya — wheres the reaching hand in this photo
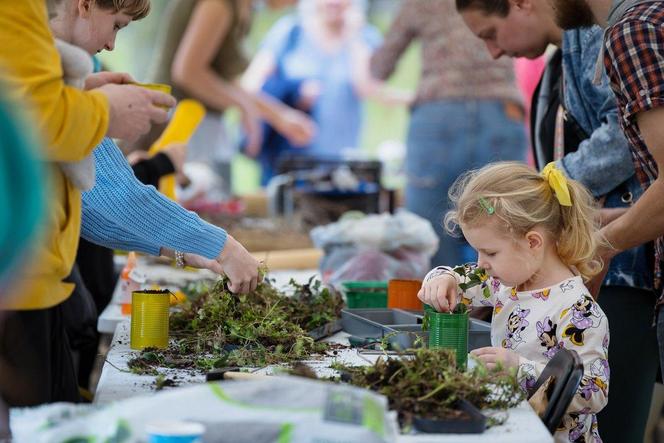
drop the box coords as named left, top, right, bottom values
left=182, top=252, right=224, bottom=275
left=275, top=109, right=316, bottom=147
left=98, top=84, right=176, bottom=142
left=215, top=235, right=260, bottom=294
left=470, top=347, right=520, bottom=370
left=239, top=102, right=263, bottom=158
left=163, top=143, right=187, bottom=175
left=84, top=71, right=135, bottom=90
left=126, top=150, right=150, bottom=165
left=417, top=274, right=458, bottom=312
left=296, top=80, right=321, bottom=111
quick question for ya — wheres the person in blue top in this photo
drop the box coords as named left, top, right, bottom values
left=45, top=0, right=261, bottom=295
left=457, top=0, right=658, bottom=441
left=243, top=0, right=411, bottom=184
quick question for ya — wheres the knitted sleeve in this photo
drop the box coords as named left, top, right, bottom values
left=80, top=138, right=227, bottom=258
left=80, top=205, right=161, bottom=256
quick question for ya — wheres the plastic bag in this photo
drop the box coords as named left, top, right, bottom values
left=311, top=209, right=438, bottom=257
left=311, top=210, right=438, bottom=284
left=326, top=248, right=430, bottom=284
left=11, top=377, right=397, bottom=443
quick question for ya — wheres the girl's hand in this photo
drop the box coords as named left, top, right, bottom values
left=417, top=274, right=458, bottom=312
left=470, top=347, right=520, bottom=370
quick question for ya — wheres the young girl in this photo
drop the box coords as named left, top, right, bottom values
left=418, top=161, right=609, bottom=443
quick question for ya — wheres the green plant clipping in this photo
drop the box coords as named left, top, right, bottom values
left=454, top=265, right=492, bottom=300
left=128, top=275, right=344, bottom=376
left=334, top=348, right=524, bottom=427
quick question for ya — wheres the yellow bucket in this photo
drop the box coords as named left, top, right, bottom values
left=130, top=290, right=170, bottom=350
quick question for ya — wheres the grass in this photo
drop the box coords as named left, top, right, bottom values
left=99, top=1, right=420, bottom=194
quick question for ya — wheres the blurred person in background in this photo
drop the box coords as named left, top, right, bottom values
left=370, top=0, right=527, bottom=268
left=243, top=0, right=411, bottom=184
left=142, top=0, right=316, bottom=195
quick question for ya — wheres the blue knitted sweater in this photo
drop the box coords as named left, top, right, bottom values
left=80, top=138, right=226, bottom=259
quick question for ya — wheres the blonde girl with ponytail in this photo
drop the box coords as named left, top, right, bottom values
left=419, top=161, right=610, bottom=443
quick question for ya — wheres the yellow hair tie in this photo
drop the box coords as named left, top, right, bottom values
left=541, top=162, right=572, bottom=206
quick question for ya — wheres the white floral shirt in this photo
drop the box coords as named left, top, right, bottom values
left=425, top=266, right=610, bottom=443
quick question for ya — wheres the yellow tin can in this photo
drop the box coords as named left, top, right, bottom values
left=131, top=82, right=172, bottom=95
left=130, top=289, right=171, bottom=350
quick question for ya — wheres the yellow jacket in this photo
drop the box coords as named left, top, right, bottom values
left=0, top=0, right=109, bottom=309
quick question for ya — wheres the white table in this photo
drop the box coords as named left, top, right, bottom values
left=96, top=322, right=553, bottom=443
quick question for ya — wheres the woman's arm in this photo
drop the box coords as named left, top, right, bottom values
left=369, top=0, right=418, bottom=81
left=350, top=38, right=414, bottom=106
left=241, top=50, right=277, bottom=94
left=82, top=138, right=227, bottom=259
left=171, top=0, right=262, bottom=153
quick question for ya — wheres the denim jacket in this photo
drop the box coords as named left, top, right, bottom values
left=558, top=26, right=652, bottom=290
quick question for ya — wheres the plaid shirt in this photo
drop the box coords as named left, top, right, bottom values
left=603, top=2, right=664, bottom=295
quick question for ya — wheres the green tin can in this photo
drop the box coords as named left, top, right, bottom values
left=423, top=304, right=469, bottom=369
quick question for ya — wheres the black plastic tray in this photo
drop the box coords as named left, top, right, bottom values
left=412, top=399, right=486, bottom=434
left=341, top=308, right=491, bottom=351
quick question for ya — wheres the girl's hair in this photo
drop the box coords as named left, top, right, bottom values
left=444, top=161, right=605, bottom=281
left=48, top=0, right=150, bottom=20
left=455, top=0, right=510, bottom=16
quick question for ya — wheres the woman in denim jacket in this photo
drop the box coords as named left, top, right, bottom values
left=457, top=0, right=658, bottom=441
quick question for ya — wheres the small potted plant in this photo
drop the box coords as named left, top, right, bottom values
left=423, top=265, right=488, bottom=369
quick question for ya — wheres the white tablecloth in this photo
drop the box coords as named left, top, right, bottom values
left=96, top=321, right=553, bottom=443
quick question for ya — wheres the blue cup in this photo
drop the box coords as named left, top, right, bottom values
left=146, top=421, right=205, bottom=443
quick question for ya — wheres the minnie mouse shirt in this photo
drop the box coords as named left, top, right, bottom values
left=425, top=267, right=609, bottom=443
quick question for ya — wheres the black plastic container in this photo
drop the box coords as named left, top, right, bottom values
left=412, top=399, right=486, bottom=434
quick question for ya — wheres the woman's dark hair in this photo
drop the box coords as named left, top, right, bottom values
left=455, top=0, right=511, bottom=16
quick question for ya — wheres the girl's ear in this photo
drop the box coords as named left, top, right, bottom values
left=508, top=0, right=533, bottom=12
left=77, top=0, right=93, bottom=18
left=525, top=230, right=544, bottom=251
